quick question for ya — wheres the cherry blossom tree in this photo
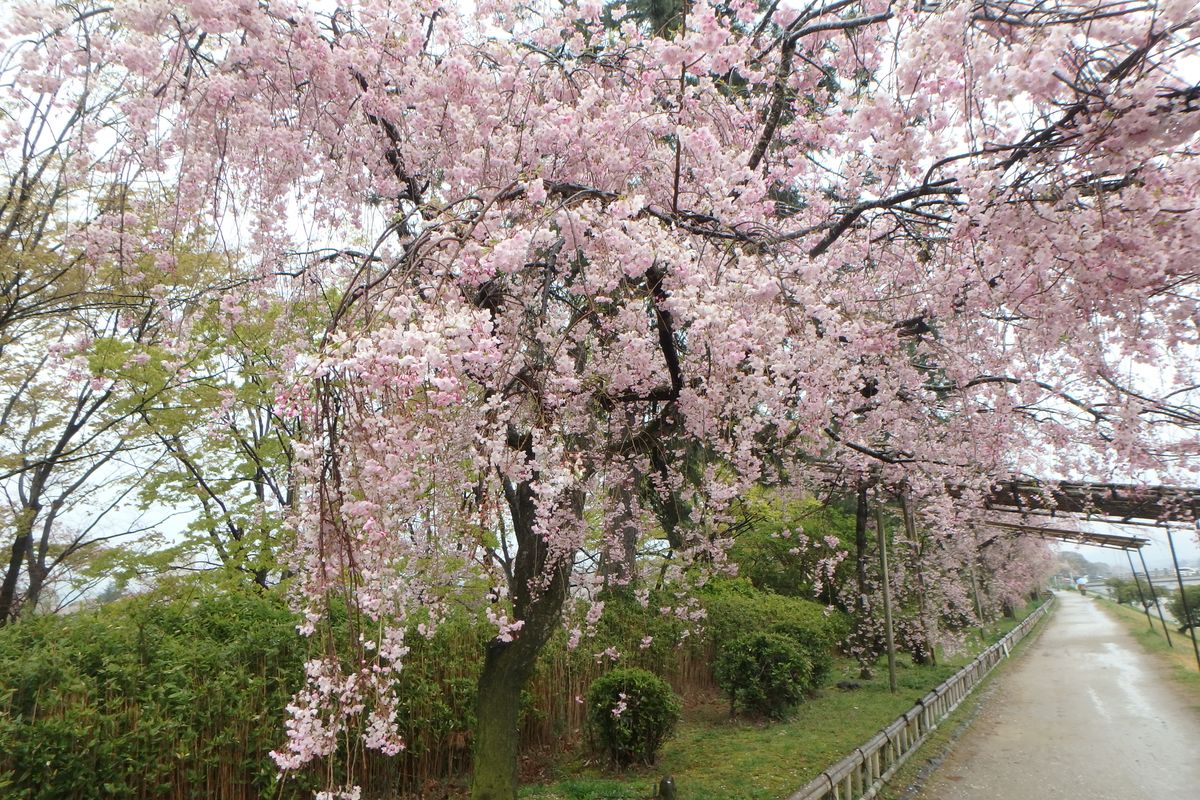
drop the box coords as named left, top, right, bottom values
left=5, top=0, right=1199, bottom=797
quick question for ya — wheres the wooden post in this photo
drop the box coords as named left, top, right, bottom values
left=1138, top=546, right=1173, bottom=647
left=1124, top=549, right=1155, bottom=632
left=969, top=565, right=984, bottom=625
left=874, top=499, right=898, bottom=694
left=1166, top=528, right=1200, bottom=672
left=901, top=490, right=936, bottom=665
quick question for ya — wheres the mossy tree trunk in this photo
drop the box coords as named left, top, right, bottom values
left=470, top=475, right=576, bottom=800
left=0, top=466, right=48, bottom=624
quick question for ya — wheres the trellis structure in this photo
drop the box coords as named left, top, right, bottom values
left=983, top=479, right=1200, bottom=525
left=979, top=518, right=1150, bottom=550
left=976, top=516, right=1179, bottom=648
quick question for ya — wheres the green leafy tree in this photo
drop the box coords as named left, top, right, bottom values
left=1105, top=577, right=1145, bottom=607
left=131, top=289, right=329, bottom=587
left=0, top=20, right=243, bottom=618
left=726, top=492, right=854, bottom=602
left=1168, top=585, right=1200, bottom=633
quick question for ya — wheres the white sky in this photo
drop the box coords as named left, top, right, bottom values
left=1058, top=522, right=1200, bottom=571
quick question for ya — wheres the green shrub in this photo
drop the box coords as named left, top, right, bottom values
left=392, top=615, right=484, bottom=758
left=767, top=620, right=834, bottom=686
left=702, top=579, right=848, bottom=654
left=702, top=579, right=844, bottom=696
left=0, top=588, right=486, bottom=799
left=586, top=668, right=680, bottom=767
left=589, top=596, right=692, bottom=674
left=713, top=632, right=813, bottom=719
left=0, top=588, right=311, bottom=800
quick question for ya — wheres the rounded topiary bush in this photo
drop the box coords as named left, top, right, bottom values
left=714, top=631, right=813, bottom=719
left=768, top=620, right=834, bottom=686
left=586, top=667, right=680, bottom=767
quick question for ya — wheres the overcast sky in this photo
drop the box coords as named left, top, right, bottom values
left=1056, top=522, right=1200, bottom=571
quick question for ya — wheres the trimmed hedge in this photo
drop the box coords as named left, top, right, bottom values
left=586, top=668, right=680, bottom=766
left=703, top=580, right=845, bottom=718
left=714, top=631, right=813, bottom=718
left=701, top=579, right=849, bottom=654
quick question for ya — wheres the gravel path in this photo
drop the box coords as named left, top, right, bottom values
left=916, top=591, right=1200, bottom=800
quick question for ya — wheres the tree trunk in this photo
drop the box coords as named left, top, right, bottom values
left=23, top=500, right=62, bottom=615
left=0, top=528, right=30, bottom=623
left=600, top=410, right=640, bottom=598
left=472, top=637, right=537, bottom=800
left=0, top=503, right=40, bottom=624
left=599, top=477, right=638, bottom=598
left=854, top=486, right=870, bottom=601
left=471, top=477, right=575, bottom=800
left=902, top=493, right=936, bottom=666
left=24, top=562, right=47, bottom=615
left=1, top=466, right=49, bottom=624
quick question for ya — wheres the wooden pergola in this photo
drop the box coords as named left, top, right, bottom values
left=983, top=479, right=1200, bottom=526
left=813, top=469, right=1200, bottom=675
left=979, top=518, right=1149, bottom=550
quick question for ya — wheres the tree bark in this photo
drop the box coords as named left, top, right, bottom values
left=0, top=479, right=43, bottom=624
left=0, top=525, right=31, bottom=623
left=471, top=638, right=535, bottom=800
left=470, top=477, right=576, bottom=800
left=600, top=411, right=641, bottom=597
left=599, top=477, right=638, bottom=598
left=24, top=561, right=47, bottom=615
left=902, top=492, right=936, bottom=665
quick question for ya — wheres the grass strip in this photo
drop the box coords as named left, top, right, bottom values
left=1093, top=595, right=1200, bottom=704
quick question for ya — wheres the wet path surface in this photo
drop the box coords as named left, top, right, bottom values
left=917, top=591, right=1200, bottom=800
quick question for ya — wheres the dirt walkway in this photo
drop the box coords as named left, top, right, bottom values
left=916, top=591, right=1200, bottom=800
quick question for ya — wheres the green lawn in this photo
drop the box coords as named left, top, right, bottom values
left=521, top=604, right=1043, bottom=800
